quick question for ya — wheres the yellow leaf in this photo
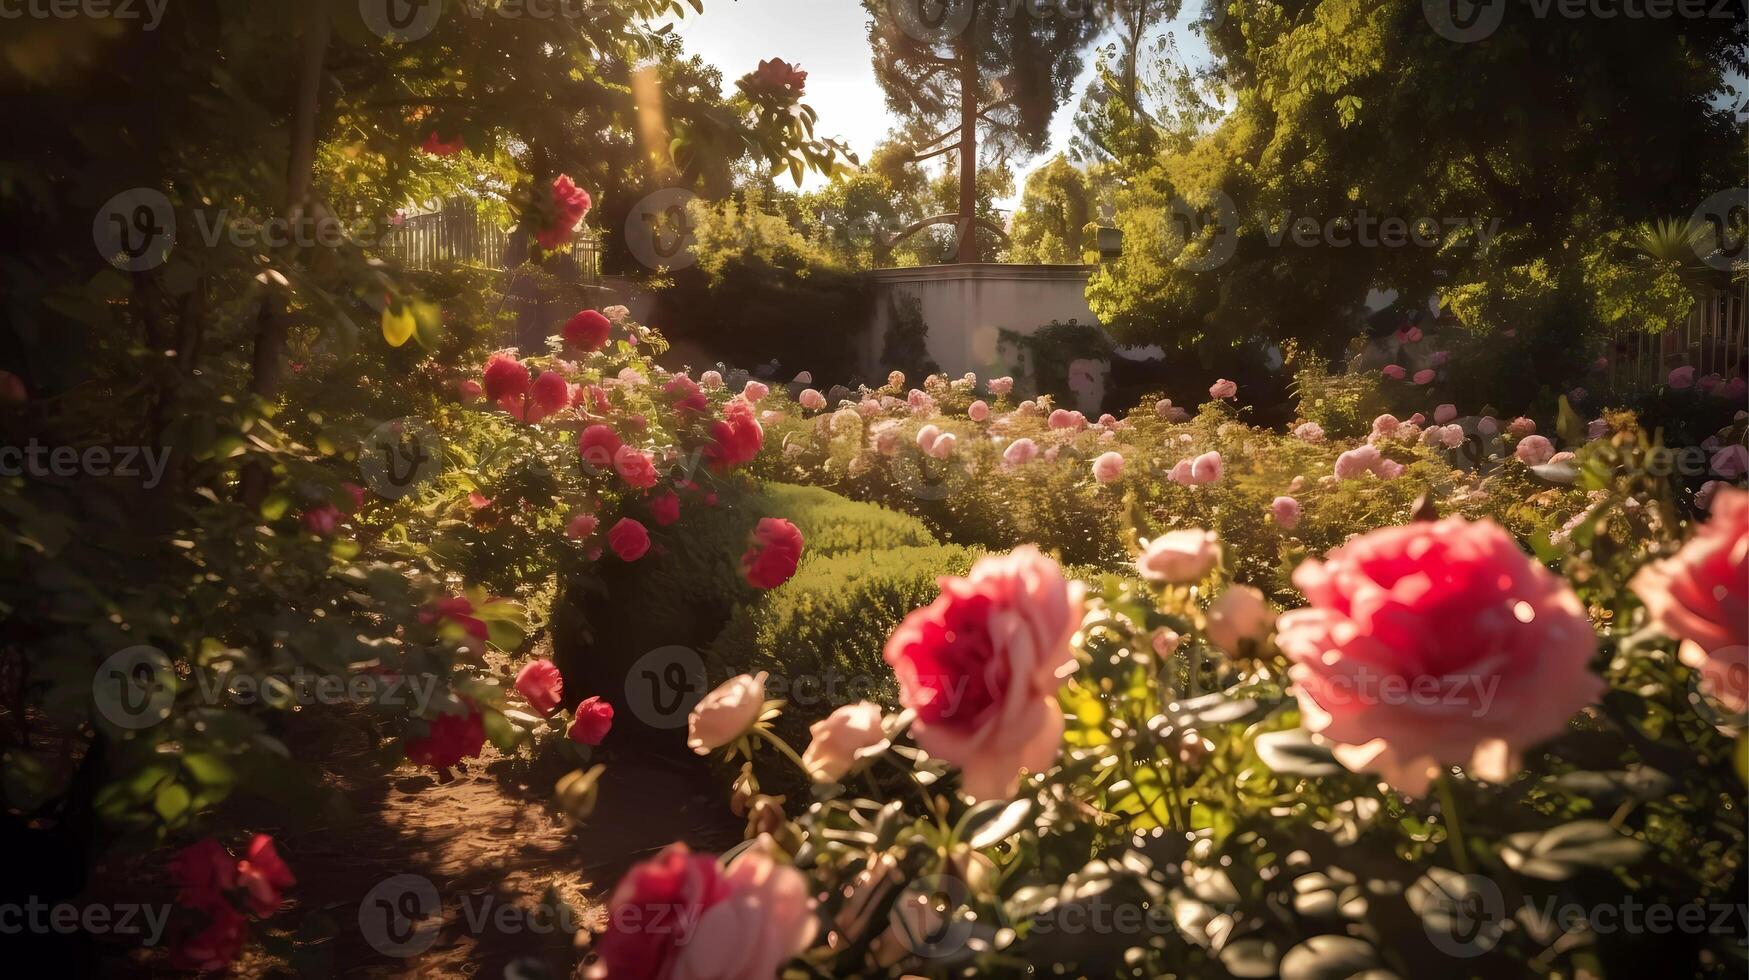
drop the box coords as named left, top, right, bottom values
left=381, top=305, right=416, bottom=347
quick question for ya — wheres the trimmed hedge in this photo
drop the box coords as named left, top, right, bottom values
left=550, top=482, right=941, bottom=725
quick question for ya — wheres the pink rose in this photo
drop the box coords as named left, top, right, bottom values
left=1375, top=459, right=1406, bottom=479
left=1439, top=424, right=1466, bottom=449
left=1137, top=528, right=1221, bottom=584
left=1411, top=369, right=1435, bottom=385
left=882, top=547, right=1084, bottom=800
left=514, top=659, right=564, bottom=714
left=1381, top=364, right=1407, bottom=380
left=667, top=837, right=818, bottom=980
left=1720, top=377, right=1747, bottom=401
left=1334, top=445, right=1381, bottom=480
left=801, top=701, right=888, bottom=783
left=1002, top=438, right=1038, bottom=466
left=1370, top=414, right=1400, bottom=441
left=1477, top=416, right=1499, bottom=436
left=798, top=388, right=826, bottom=410
left=566, top=513, right=599, bottom=539
left=1209, top=378, right=1238, bottom=400
left=614, top=445, right=660, bottom=489
left=591, top=842, right=728, bottom=979
left=968, top=400, right=990, bottom=422
left=1507, top=417, right=1537, bottom=438
left=608, top=517, right=651, bottom=561
left=650, top=491, right=682, bottom=526
left=1294, top=422, right=1325, bottom=443
left=1271, top=495, right=1301, bottom=530
left=1189, top=450, right=1223, bottom=485
left=1047, top=408, right=1077, bottom=430
left=1276, top=517, right=1602, bottom=795
left=569, top=696, right=615, bottom=745
left=1710, top=444, right=1749, bottom=480
left=1091, top=451, right=1125, bottom=484
left=1168, top=459, right=1194, bottom=485
left=1205, top=585, right=1272, bottom=654
left=1514, top=434, right=1555, bottom=466
left=687, top=673, right=768, bottom=753
left=1630, top=488, right=1747, bottom=712
left=700, top=370, right=724, bottom=390
left=987, top=376, right=1013, bottom=396
left=1669, top=365, right=1696, bottom=390
left=1434, top=403, right=1457, bottom=424
left=743, top=380, right=770, bottom=402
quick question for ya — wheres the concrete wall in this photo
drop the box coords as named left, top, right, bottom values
left=865, top=264, right=1100, bottom=381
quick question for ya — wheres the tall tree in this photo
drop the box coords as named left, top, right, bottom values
left=1006, top=154, right=1093, bottom=264
left=1088, top=0, right=1748, bottom=375
left=861, top=0, right=1100, bottom=262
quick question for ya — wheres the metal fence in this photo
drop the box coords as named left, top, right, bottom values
left=377, top=197, right=600, bottom=281
left=1608, top=286, right=1748, bottom=390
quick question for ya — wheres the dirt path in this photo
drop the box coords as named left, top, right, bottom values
left=84, top=715, right=742, bottom=978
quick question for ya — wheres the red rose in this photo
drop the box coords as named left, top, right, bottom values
left=301, top=505, right=341, bottom=537
left=170, top=839, right=237, bottom=911
left=613, top=444, right=660, bottom=489
left=592, top=842, right=730, bottom=979
left=579, top=423, right=623, bottom=472
left=1632, top=487, right=1749, bottom=712
left=405, top=705, right=487, bottom=770
left=564, top=309, right=612, bottom=351
left=420, top=130, right=465, bottom=156
left=608, top=517, right=651, bottom=561
left=650, top=491, right=681, bottom=527
left=172, top=902, right=247, bottom=972
left=663, top=374, right=709, bottom=415
left=704, top=397, right=764, bottom=470
left=568, top=696, right=615, bottom=745
left=535, top=175, right=592, bottom=250
left=235, top=834, right=296, bottom=918
left=531, top=370, right=570, bottom=414
left=515, top=658, right=565, bottom=715
left=752, top=57, right=808, bottom=98
left=741, top=517, right=805, bottom=589
left=483, top=352, right=531, bottom=402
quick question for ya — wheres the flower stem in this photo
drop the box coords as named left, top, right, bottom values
left=754, top=727, right=811, bottom=777
left=1437, top=773, right=1472, bottom=874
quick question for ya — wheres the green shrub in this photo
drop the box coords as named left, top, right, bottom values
left=551, top=482, right=940, bottom=718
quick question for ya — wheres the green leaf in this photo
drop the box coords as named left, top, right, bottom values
left=959, top=798, right=1034, bottom=850
left=1501, top=821, right=1648, bottom=880
left=153, top=782, right=192, bottom=822
left=1254, top=729, right=1344, bottom=776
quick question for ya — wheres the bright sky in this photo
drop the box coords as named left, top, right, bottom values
left=665, top=0, right=1213, bottom=210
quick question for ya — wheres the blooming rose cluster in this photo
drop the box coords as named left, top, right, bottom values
left=534, top=174, right=592, bottom=250
left=1631, top=487, right=1748, bottom=713
left=168, top=835, right=295, bottom=970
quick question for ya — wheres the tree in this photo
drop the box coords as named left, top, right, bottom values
left=1087, top=0, right=1748, bottom=376
left=861, top=0, right=1101, bottom=262
left=1006, top=155, right=1094, bottom=264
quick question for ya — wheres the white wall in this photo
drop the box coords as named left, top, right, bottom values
left=865, top=264, right=1101, bottom=382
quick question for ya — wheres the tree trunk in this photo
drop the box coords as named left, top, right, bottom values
left=239, top=2, right=330, bottom=507
left=954, top=18, right=980, bottom=264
